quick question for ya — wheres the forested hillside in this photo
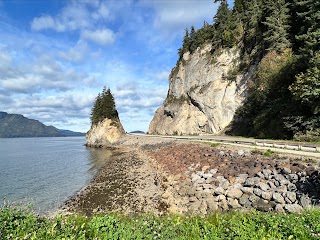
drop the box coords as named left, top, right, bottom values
left=179, top=0, right=319, bottom=140
left=0, top=112, right=84, bottom=138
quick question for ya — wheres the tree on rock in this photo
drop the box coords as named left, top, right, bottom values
left=91, top=87, right=118, bottom=125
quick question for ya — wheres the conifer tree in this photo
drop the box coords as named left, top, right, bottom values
left=263, top=0, right=291, bottom=52
left=90, top=87, right=118, bottom=125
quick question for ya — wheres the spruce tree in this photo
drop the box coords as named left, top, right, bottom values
left=263, top=0, right=291, bottom=52
left=90, top=87, right=118, bottom=125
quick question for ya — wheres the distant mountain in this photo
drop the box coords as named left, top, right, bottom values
left=130, top=130, right=145, bottom=134
left=0, top=112, right=85, bottom=138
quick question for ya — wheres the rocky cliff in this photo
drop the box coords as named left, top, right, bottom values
left=86, top=117, right=125, bottom=147
left=149, top=44, right=254, bottom=135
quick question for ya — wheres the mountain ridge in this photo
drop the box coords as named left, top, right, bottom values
left=0, top=111, right=85, bottom=138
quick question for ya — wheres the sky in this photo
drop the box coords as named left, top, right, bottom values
left=0, top=0, right=227, bottom=133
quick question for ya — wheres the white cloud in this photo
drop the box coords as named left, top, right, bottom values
left=59, top=41, right=88, bottom=62
left=142, top=0, right=217, bottom=40
left=0, top=50, right=12, bottom=71
left=31, top=0, right=112, bottom=33
left=31, top=15, right=56, bottom=31
left=81, top=28, right=114, bottom=45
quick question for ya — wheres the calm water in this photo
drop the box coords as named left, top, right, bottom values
left=0, top=137, right=112, bottom=213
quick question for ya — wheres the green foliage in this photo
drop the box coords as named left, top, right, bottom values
left=294, top=129, right=320, bottom=142
left=290, top=52, right=320, bottom=114
left=2, top=205, right=320, bottom=239
left=264, top=149, right=274, bottom=157
left=263, top=0, right=291, bottom=52
left=164, top=94, right=190, bottom=106
left=91, top=87, right=118, bottom=125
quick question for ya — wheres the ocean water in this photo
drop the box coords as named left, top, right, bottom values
left=0, top=137, right=112, bottom=213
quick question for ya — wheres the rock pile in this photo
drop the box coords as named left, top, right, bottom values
left=162, top=156, right=320, bottom=215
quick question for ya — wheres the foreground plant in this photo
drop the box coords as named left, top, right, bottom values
left=1, top=205, right=320, bottom=239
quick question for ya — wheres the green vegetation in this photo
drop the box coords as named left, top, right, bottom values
left=264, top=149, right=275, bottom=157
left=2, top=205, right=320, bottom=239
left=164, top=94, right=190, bottom=106
left=178, top=1, right=319, bottom=141
left=91, top=87, right=118, bottom=125
left=0, top=112, right=84, bottom=138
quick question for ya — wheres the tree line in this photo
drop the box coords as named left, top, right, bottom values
left=178, top=0, right=319, bottom=140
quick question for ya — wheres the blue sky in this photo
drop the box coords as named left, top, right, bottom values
left=0, top=0, right=228, bottom=132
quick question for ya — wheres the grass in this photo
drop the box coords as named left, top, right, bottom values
left=199, top=141, right=221, bottom=148
left=1, top=204, right=320, bottom=239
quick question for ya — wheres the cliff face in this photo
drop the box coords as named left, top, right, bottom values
left=86, top=117, right=125, bottom=147
left=149, top=44, right=253, bottom=135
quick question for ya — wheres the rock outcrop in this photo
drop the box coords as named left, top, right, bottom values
left=149, top=44, right=254, bottom=135
left=86, top=117, right=125, bottom=147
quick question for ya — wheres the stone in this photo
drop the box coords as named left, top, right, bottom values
left=262, top=169, right=273, bottom=179
left=237, top=150, right=245, bottom=156
left=216, top=176, right=226, bottom=182
left=255, top=199, right=275, bottom=212
left=289, top=174, right=299, bottom=182
left=216, top=195, right=226, bottom=201
left=203, top=173, right=213, bottom=180
left=241, top=187, right=254, bottom=194
left=199, top=200, right=207, bottom=214
left=219, top=199, right=229, bottom=210
left=219, top=180, right=230, bottom=190
left=194, top=178, right=206, bottom=185
left=235, top=174, right=248, bottom=184
left=209, top=169, right=218, bottom=175
left=219, top=151, right=225, bottom=156
left=206, top=198, right=219, bottom=211
left=244, top=177, right=256, bottom=187
left=267, top=181, right=277, bottom=189
left=258, top=182, right=270, bottom=191
left=273, top=193, right=286, bottom=204
left=189, top=196, right=198, bottom=202
left=227, top=198, right=241, bottom=209
left=271, top=179, right=280, bottom=187
left=261, top=191, right=272, bottom=201
left=256, top=172, right=265, bottom=179
left=276, top=185, right=287, bottom=193
left=249, top=195, right=260, bottom=204
left=274, top=174, right=286, bottom=182
left=203, top=184, right=213, bottom=189
left=280, top=179, right=290, bottom=186
left=287, top=183, right=297, bottom=192
left=239, top=197, right=252, bottom=208
left=282, top=167, right=292, bottom=175
left=275, top=204, right=285, bottom=213
left=189, top=201, right=202, bottom=213
left=191, top=173, right=201, bottom=182
left=226, top=188, right=243, bottom=199
left=284, top=204, right=303, bottom=213
left=253, top=188, right=262, bottom=197
left=229, top=176, right=235, bottom=184
left=299, top=194, right=312, bottom=208
left=214, top=187, right=225, bottom=195
left=285, top=192, right=297, bottom=203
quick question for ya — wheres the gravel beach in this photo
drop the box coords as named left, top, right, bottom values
left=63, top=135, right=320, bottom=215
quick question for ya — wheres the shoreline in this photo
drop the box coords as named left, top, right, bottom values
left=62, top=135, right=320, bottom=216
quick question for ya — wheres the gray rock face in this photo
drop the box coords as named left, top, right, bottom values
left=148, top=44, right=250, bottom=135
